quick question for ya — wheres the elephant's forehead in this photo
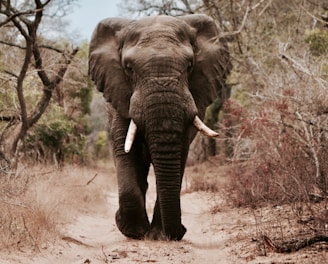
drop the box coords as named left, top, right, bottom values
left=125, top=18, right=192, bottom=45
left=139, top=15, right=182, bottom=26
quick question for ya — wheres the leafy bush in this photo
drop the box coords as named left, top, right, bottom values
left=36, top=118, right=73, bottom=149
left=68, top=83, right=93, bottom=115
left=25, top=106, right=90, bottom=164
left=305, top=30, right=328, bottom=56
left=94, top=130, right=109, bottom=158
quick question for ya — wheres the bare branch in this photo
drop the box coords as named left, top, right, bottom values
left=295, top=111, right=320, bottom=179
left=3, top=70, right=18, bottom=78
left=0, top=39, right=67, bottom=53
left=218, top=0, right=269, bottom=40
left=0, top=39, right=25, bottom=49
left=0, top=8, right=40, bottom=27
left=181, top=0, right=194, bottom=14
left=278, top=43, right=328, bottom=89
left=8, top=0, right=47, bottom=153
left=300, top=4, right=328, bottom=25
left=39, top=44, right=65, bottom=53
left=0, top=115, right=19, bottom=122
left=28, top=47, right=79, bottom=127
left=218, top=5, right=249, bottom=39
left=16, top=37, right=32, bottom=132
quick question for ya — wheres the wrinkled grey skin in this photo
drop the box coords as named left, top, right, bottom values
left=89, top=14, right=231, bottom=241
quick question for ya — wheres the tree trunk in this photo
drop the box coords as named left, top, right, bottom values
left=0, top=1, right=79, bottom=172
left=0, top=124, right=23, bottom=173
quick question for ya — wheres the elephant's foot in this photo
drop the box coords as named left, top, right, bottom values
left=115, top=208, right=150, bottom=239
left=147, top=222, right=187, bottom=241
left=147, top=224, right=166, bottom=240
left=165, top=224, right=187, bottom=241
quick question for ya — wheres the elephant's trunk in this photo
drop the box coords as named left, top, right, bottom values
left=145, top=102, right=186, bottom=240
left=131, top=78, right=193, bottom=240
left=152, top=151, right=185, bottom=240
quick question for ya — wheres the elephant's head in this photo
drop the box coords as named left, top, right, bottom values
left=89, top=15, right=231, bottom=240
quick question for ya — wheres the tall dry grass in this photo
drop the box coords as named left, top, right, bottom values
left=228, top=47, right=328, bottom=205
left=0, top=163, right=115, bottom=251
left=223, top=40, right=328, bottom=248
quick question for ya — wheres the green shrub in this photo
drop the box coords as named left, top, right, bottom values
left=305, top=30, right=328, bottom=56
left=36, top=118, right=73, bottom=149
left=94, top=130, right=109, bottom=158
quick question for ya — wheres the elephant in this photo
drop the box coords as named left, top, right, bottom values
left=88, top=14, right=232, bottom=241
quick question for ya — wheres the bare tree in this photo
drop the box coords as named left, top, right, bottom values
left=119, top=0, right=201, bottom=17
left=0, top=0, right=78, bottom=171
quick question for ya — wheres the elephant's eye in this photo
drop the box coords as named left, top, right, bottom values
left=124, top=61, right=134, bottom=77
left=187, top=60, right=194, bottom=74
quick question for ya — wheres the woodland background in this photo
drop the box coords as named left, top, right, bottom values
left=0, top=0, right=327, bottom=256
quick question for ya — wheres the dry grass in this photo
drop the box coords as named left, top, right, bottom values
left=185, top=157, right=328, bottom=257
left=0, top=162, right=116, bottom=251
left=184, top=156, right=230, bottom=193
left=0, top=172, right=57, bottom=251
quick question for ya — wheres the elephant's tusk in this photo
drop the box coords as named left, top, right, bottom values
left=124, top=119, right=137, bottom=153
left=193, top=115, right=219, bottom=137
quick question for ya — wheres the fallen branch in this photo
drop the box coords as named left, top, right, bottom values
left=62, top=236, right=92, bottom=247
left=263, top=235, right=328, bottom=253
left=86, top=173, right=98, bottom=185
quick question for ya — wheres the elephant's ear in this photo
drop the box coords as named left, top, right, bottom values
left=89, top=18, right=132, bottom=118
left=180, top=15, right=232, bottom=114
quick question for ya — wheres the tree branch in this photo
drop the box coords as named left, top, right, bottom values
left=0, top=115, right=19, bottom=122
left=0, top=39, right=67, bottom=53
left=300, top=4, right=328, bottom=26
left=10, top=0, right=44, bottom=153
left=0, top=8, right=40, bottom=27
left=16, top=36, right=32, bottom=133
left=39, top=44, right=65, bottom=53
left=3, top=70, right=18, bottom=78
left=28, top=47, right=79, bottom=127
left=0, top=39, right=25, bottom=49
left=0, top=1, right=30, bottom=40
left=217, top=0, right=269, bottom=40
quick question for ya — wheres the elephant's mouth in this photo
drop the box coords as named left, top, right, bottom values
left=124, top=116, right=218, bottom=153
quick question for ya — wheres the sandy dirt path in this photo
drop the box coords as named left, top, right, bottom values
left=1, top=167, right=326, bottom=263
left=35, top=195, right=233, bottom=263
left=32, top=173, right=239, bottom=264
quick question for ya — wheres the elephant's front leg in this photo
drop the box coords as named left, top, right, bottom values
left=110, top=115, right=150, bottom=239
